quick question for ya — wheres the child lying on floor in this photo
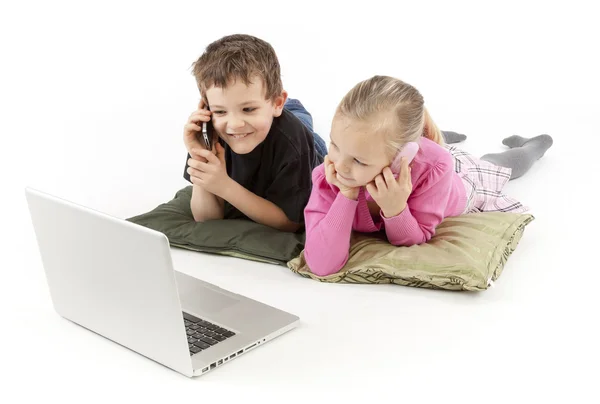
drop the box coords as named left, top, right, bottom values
left=303, top=75, right=552, bottom=276
left=182, top=34, right=326, bottom=232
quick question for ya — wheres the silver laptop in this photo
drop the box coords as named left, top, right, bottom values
left=24, top=187, right=299, bottom=377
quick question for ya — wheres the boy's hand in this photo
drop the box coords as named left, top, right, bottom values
left=324, top=155, right=359, bottom=200
left=184, top=99, right=213, bottom=159
left=366, top=157, right=412, bottom=218
left=186, top=143, right=231, bottom=197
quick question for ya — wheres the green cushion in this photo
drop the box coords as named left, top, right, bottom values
left=127, top=186, right=534, bottom=291
left=287, top=212, right=534, bottom=291
left=126, top=186, right=305, bottom=265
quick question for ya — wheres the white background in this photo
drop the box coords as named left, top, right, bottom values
left=2, top=0, right=599, bottom=402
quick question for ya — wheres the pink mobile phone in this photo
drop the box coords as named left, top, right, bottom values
left=390, top=142, right=419, bottom=174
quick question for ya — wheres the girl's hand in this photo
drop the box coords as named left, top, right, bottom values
left=366, top=157, right=412, bottom=218
left=324, top=155, right=359, bottom=200
left=186, top=143, right=231, bottom=197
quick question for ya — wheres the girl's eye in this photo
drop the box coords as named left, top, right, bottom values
left=354, top=159, right=366, bottom=166
left=213, top=110, right=225, bottom=115
left=243, top=107, right=257, bottom=113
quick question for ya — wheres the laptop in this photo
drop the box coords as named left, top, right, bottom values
left=24, top=187, right=299, bottom=377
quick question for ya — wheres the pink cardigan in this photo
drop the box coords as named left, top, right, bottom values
left=303, top=137, right=468, bottom=276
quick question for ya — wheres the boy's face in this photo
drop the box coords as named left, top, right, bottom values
left=205, top=77, right=287, bottom=155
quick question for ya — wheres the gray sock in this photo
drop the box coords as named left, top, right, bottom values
left=501, top=135, right=530, bottom=148
left=481, top=134, right=553, bottom=180
left=442, top=130, right=467, bottom=144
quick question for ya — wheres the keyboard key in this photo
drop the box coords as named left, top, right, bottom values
left=192, top=333, right=205, bottom=339
left=222, top=331, right=235, bottom=337
left=186, top=330, right=196, bottom=336
left=183, top=313, right=201, bottom=323
left=205, top=331, right=218, bottom=338
left=190, top=325, right=200, bottom=330
left=204, top=324, right=218, bottom=331
left=200, top=337, right=217, bottom=346
left=187, top=337, right=197, bottom=343
left=190, top=346, right=202, bottom=354
left=212, top=334, right=225, bottom=342
left=215, top=327, right=229, bottom=334
left=194, top=341, right=211, bottom=350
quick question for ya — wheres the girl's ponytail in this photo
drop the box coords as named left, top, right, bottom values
left=422, top=108, right=445, bottom=146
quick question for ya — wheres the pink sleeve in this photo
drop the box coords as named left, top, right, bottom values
left=303, top=166, right=358, bottom=276
left=381, top=155, right=454, bottom=246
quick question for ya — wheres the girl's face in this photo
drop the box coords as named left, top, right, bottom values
left=328, top=115, right=392, bottom=187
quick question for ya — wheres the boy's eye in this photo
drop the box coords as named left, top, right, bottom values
left=243, top=107, right=257, bottom=113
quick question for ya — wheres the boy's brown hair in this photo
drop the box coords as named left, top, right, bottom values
left=191, top=34, right=283, bottom=102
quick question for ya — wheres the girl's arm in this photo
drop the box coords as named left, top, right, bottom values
left=303, top=167, right=358, bottom=276
left=382, top=158, right=455, bottom=246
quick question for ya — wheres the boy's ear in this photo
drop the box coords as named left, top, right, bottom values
left=272, top=90, right=288, bottom=117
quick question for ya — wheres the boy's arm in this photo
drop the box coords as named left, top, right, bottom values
left=219, top=182, right=300, bottom=232
left=188, top=146, right=301, bottom=232
left=188, top=170, right=296, bottom=230
left=190, top=184, right=224, bottom=222
left=184, top=152, right=225, bottom=222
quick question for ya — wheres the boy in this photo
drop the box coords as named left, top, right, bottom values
left=182, top=34, right=326, bottom=233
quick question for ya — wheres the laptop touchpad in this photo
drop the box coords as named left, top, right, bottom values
left=180, top=286, right=239, bottom=314
left=175, top=272, right=240, bottom=314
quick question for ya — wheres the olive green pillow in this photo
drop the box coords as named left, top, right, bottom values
left=127, top=186, right=305, bottom=265
left=287, top=212, right=534, bottom=291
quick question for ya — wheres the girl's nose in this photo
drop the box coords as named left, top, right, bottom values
left=336, top=162, right=351, bottom=174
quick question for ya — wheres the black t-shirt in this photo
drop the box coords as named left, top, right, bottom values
left=183, top=109, right=323, bottom=224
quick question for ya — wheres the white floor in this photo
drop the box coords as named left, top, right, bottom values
left=3, top=1, right=599, bottom=402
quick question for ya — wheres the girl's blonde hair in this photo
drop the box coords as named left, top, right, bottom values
left=336, top=75, right=444, bottom=159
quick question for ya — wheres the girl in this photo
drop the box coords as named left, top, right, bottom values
left=303, top=75, right=553, bottom=276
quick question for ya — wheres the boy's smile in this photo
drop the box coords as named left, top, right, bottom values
left=205, top=77, right=286, bottom=154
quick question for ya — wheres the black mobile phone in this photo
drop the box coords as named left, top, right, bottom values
left=201, top=121, right=214, bottom=150
left=200, top=105, right=214, bottom=150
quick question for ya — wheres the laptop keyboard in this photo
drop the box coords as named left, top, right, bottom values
left=183, top=312, right=236, bottom=355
